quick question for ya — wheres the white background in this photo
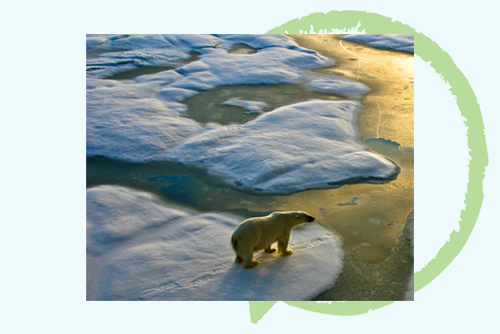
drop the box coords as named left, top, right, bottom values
left=1, top=0, right=498, bottom=332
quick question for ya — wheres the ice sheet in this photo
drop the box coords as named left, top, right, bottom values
left=87, top=186, right=344, bottom=301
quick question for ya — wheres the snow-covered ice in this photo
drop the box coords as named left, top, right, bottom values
left=86, top=34, right=396, bottom=194
left=87, top=186, right=344, bottom=301
left=87, top=34, right=221, bottom=53
left=86, top=79, right=202, bottom=161
left=341, top=34, right=414, bottom=53
left=87, top=34, right=334, bottom=85
left=86, top=34, right=367, bottom=93
left=170, top=100, right=399, bottom=194
left=307, top=74, right=370, bottom=97
left=86, top=186, right=190, bottom=255
left=221, top=97, right=267, bottom=114
left=170, top=46, right=332, bottom=89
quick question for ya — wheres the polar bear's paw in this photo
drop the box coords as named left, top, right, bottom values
left=265, top=245, right=276, bottom=253
left=244, top=260, right=260, bottom=269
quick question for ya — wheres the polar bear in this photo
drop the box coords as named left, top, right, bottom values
left=231, top=211, right=315, bottom=268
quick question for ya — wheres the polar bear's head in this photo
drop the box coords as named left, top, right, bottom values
left=278, top=211, right=315, bottom=227
left=270, top=211, right=316, bottom=227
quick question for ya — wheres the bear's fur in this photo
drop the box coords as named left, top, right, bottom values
left=231, top=211, right=315, bottom=268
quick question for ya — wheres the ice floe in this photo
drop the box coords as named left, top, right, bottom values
left=86, top=79, right=202, bottom=161
left=86, top=186, right=189, bottom=255
left=307, top=74, right=370, bottom=97
left=86, top=186, right=344, bottom=301
left=86, top=34, right=397, bottom=194
left=156, top=87, right=198, bottom=102
left=168, top=46, right=334, bottom=89
left=87, top=34, right=221, bottom=52
left=87, top=86, right=398, bottom=193
left=341, top=34, right=414, bottom=53
left=221, top=97, right=267, bottom=114
left=170, top=100, right=399, bottom=194
left=133, top=69, right=183, bottom=84
left=87, top=34, right=334, bottom=84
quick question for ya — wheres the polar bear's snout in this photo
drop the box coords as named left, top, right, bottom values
left=295, top=212, right=315, bottom=222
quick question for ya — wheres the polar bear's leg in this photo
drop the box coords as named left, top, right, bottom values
left=242, top=250, right=260, bottom=268
left=233, top=241, right=244, bottom=263
left=278, top=234, right=293, bottom=255
left=265, top=244, right=276, bottom=253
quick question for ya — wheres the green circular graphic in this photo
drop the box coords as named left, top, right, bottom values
left=249, top=10, right=488, bottom=323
